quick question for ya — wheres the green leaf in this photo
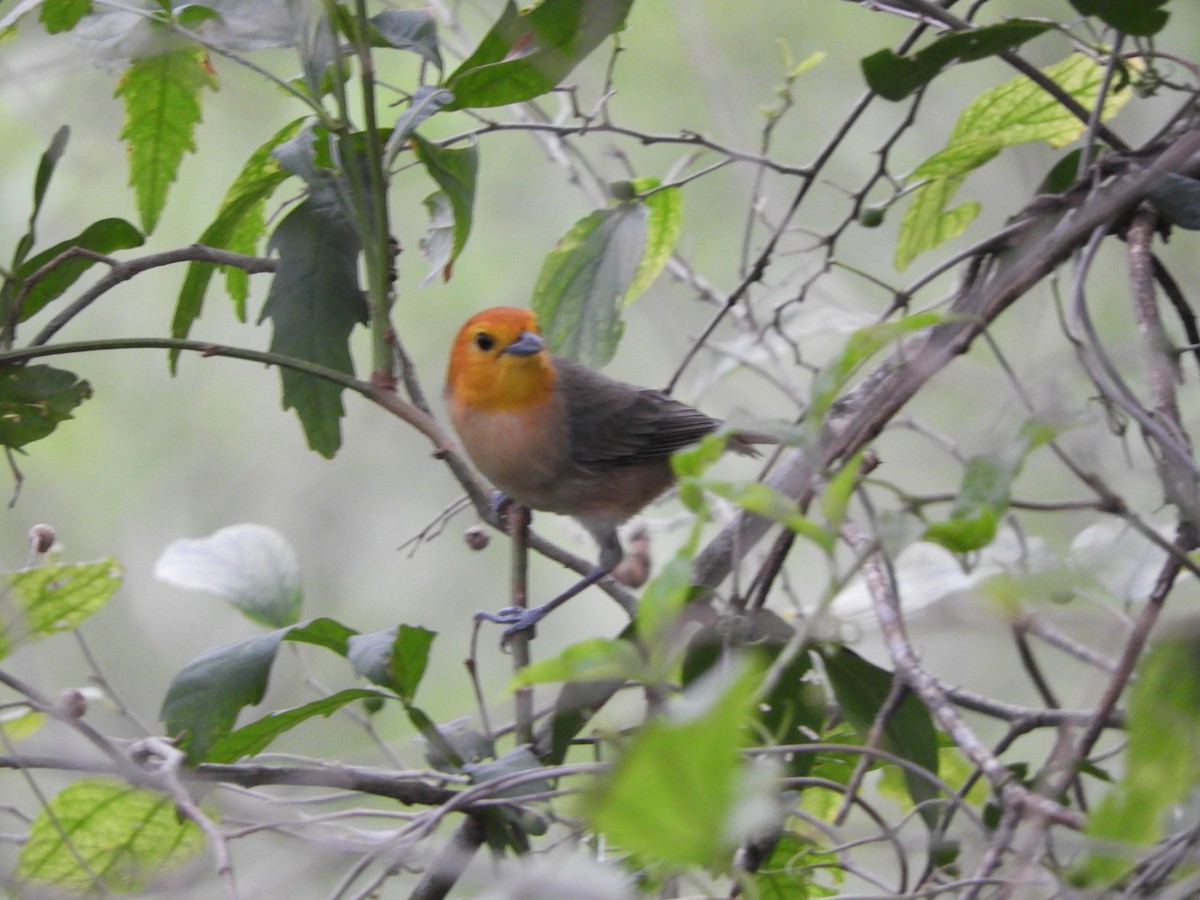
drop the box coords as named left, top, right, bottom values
left=39, top=0, right=90, bottom=33
left=259, top=189, right=367, bottom=458
left=822, top=450, right=866, bottom=533
left=17, top=218, right=145, bottom=321
left=116, top=47, right=217, bottom=234
left=346, top=625, right=436, bottom=702
left=160, top=629, right=287, bottom=760
left=924, top=420, right=1049, bottom=553
left=531, top=204, right=646, bottom=367
left=2, top=559, right=121, bottom=661
left=753, top=832, right=841, bottom=898
left=390, top=85, right=453, bottom=146
left=862, top=20, right=1054, bottom=101
left=444, top=0, right=634, bottom=110
left=1081, top=635, right=1200, bottom=886
left=205, top=688, right=386, bottom=763
left=820, top=645, right=940, bottom=829
left=511, top=637, right=643, bottom=687
left=589, top=658, right=762, bottom=868
left=0, top=364, right=92, bottom=449
left=284, top=616, right=359, bottom=655
left=171, top=118, right=303, bottom=366
left=17, top=780, right=204, bottom=893
left=154, top=523, right=303, bottom=628
left=28, top=125, right=70, bottom=253
left=809, top=312, right=943, bottom=418
left=370, top=9, right=442, bottom=69
left=622, top=178, right=682, bottom=304
left=1069, top=0, right=1171, bottom=37
left=413, top=135, right=478, bottom=283
left=895, top=53, right=1135, bottom=269
left=700, top=480, right=834, bottom=553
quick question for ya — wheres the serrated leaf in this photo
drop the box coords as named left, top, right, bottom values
left=820, top=645, right=940, bottom=829
left=532, top=203, right=645, bottom=367
left=171, top=118, right=303, bottom=367
left=896, top=53, right=1135, bottom=269
left=862, top=20, right=1054, bottom=101
left=444, top=0, right=634, bottom=110
left=117, top=47, right=217, bottom=234
left=17, top=218, right=145, bottom=320
left=622, top=178, right=681, bottom=304
left=1068, top=0, right=1171, bottom=37
left=3, top=559, right=121, bottom=659
left=753, top=831, right=841, bottom=898
left=154, top=523, right=303, bottom=627
left=0, top=364, right=92, bottom=449
left=413, top=135, right=478, bottom=283
left=589, top=658, right=761, bottom=869
left=1081, top=634, right=1200, bottom=885
left=160, top=629, right=286, bottom=760
left=259, top=190, right=366, bottom=458
left=17, top=780, right=204, bottom=893
left=370, top=9, right=441, bottom=69
left=205, top=688, right=386, bottom=763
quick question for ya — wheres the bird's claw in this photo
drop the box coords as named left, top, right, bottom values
left=490, top=491, right=513, bottom=523
left=475, top=605, right=545, bottom=643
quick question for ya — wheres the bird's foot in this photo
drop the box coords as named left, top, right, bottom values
left=475, top=604, right=548, bottom=643
left=490, top=491, right=513, bottom=523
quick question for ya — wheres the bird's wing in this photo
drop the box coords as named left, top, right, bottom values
left=554, top=356, right=721, bottom=468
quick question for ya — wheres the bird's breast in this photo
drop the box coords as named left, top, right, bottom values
left=449, top=395, right=572, bottom=510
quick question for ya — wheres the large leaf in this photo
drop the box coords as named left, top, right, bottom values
left=1081, top=634, right=1200, bottom=886
left=40, top=0, right=91, bottom=34
left=444, top=0, right=634, bottom=110
left=17, top=780, right=204, bottom=893
left=895, top=53, right=1135, bottom=269
left=259, top=188, right=367, bottom=458
left=413, top=135, right=479, bottom=283
left=589, top=660, right=761, bottom=868
left=1, top=558, right=122, bottom=661
left=862, top=20, right=1054, bottom=101
left=160, top=629, right=288, bottom=760
left=116, top=47, right=217, bottom=234
left=17, top=218, right=145, bottom=321
left=531, top=203, right=645, bottom=367
left=820, top=645, right=940, bottom=829
left=0, top=364, right=92, bottom=449
left=154, top=523, right=303, bottom=628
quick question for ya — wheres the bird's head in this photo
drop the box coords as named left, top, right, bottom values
left=446, top=307, right=557, bottom=412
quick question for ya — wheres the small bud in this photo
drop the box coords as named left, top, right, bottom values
left=612, top=524, right=651, bottom=588
left=29, top=524, right=57, bottom=555
left=55, top=688, right=88, bottom=719
left=361, top=696, right=385, bottom=715
left=464, top=525, right=490, bottom=551
left=858, top=206, right=885, bottom=228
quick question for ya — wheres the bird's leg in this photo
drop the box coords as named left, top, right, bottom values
left=477, top=529, right=625, bottom=641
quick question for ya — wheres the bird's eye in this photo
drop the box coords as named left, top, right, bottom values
left=474, top=332, right=495, bottom=351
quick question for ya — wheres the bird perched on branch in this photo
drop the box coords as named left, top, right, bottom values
left=445, top=306, right=764, bottom=636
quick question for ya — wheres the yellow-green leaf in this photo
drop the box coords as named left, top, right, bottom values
left=17, top=780, right=205, bottom=893
left=117, top=47, right=217, bottom=234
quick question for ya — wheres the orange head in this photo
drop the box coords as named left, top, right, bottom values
left=446, top=307, right=557, bottom=412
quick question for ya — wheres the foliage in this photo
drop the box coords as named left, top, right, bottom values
left=1, top=0, right=1200, bottom=897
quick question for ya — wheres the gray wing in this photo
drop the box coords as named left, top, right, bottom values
left=554, top=356, right=720, bottom=469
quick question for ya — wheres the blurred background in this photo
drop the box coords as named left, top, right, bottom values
left=3, top=0, right=1200, bottom=892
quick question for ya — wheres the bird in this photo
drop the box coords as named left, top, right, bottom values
left=445, top=306, right=763, bottom=637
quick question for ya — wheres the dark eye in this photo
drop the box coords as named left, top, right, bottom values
left=474, top=332, right=495, bottom=351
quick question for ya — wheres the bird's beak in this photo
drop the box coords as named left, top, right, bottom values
left=500, top=330, right=546, bottom=357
